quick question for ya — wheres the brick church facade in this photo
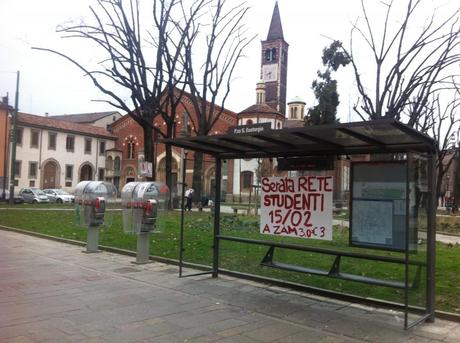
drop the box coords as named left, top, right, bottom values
left=109, top=92, right=237, bottom=200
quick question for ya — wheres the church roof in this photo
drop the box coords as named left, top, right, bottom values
left=17, top=112, right=117, bottom=139
left=238, top=103, right=284, bottom=118
left=267, top=2, right=284, bottom=41
left=288, top=96, right=306, bottom=105
left=50, top=111, right=121, bottom=124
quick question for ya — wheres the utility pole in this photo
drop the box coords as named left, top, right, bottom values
left=9, top=71, right=20, bottom=205
left=2, top=93, right=9, bottom=201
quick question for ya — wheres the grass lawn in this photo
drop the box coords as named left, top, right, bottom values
left=0, top=207, right=459, bottom=314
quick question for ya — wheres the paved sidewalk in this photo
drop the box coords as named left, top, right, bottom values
left=1, top=230, right=459, bottom=343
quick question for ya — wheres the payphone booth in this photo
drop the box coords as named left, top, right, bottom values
left=75, top=181, right=117, bottom=253
left=164, top=119, right=437, bottom=329
left=121, top=182, right=169, bottom=264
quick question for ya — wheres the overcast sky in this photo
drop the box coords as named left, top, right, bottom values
left=0, top=0, right=457, bottom=123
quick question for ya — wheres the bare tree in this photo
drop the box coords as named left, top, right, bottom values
left=33, top=0, right=203, bottom=191
left=321, top=0, right=460, bottom=197
left=325, top=0, right=460, bottom=123
left=420, top=90, right=460, bottom=199
left=181, top=0, right=255, bottom=201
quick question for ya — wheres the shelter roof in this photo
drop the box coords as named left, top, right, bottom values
left=162, top=119, right=436, bottom=159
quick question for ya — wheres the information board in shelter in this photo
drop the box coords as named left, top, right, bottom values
left=260, top=176, right=333, bottom=240
left=351, top=162, right=407, bottom=250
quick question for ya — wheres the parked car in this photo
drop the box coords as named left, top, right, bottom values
left=19, top=188, right=50, bottom=204
left=44, top=189, right=75, bottom=203
left=0, top=190, right=24, bottom=204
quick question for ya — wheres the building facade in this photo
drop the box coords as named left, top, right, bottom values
left=439, top=148, right=460, bottom=207
left=6, top=112, right=116, bottom=192
left=110, top=92, right=237, bottom=200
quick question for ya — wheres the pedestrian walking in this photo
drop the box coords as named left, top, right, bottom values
left=185, top=188, right=194, bottom=211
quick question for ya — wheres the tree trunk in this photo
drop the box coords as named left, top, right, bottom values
left=436, top=164, right=445, bottom=203
left=164, top=144, right=173, bottom=208
left=192, top=151, right=203, bottom=203
left=165, top=123, right=174, bottom=209
left=143, top=125, right=154, bottom=182
left=454, top=153, right=460, bottom=210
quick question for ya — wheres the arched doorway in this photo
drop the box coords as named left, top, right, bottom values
left=113, top=156, right=121, bottom=191
left=125, top=166, right=136, bottom=184
left=205, top=167, right=216, bottom=199
left=241, top=171, right=253, bottom=193
left=43, top=161, right=58, bottom=189
left=79, top=164, right=93, bottom=181
left=114, top=156, right=121, bottom=172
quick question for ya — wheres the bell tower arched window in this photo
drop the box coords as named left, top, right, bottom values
left=123, top=135, right=138, bottom=160
left=265, top=48, right=278, bottom=62
left=128, top=141, right=136, bottom=160
left=127, top=141, right=135, bottom=159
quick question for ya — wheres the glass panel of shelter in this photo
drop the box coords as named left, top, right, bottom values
left=350, top=125, right=419, bottom=145
left=405, top=153, right=430, bottom=328
left=178, top=153, right=215, bottom=278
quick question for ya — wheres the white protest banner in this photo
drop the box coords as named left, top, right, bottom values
left=139, top=162, right=153, bottom=177
left=260, top=176, right=333, bottom=240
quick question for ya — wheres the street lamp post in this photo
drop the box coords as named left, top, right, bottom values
left=8, top=71, right=20, bottom=205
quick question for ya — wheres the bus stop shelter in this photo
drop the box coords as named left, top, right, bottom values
left=163, top=118, right=437, bottom=329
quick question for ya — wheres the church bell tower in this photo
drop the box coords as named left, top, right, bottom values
left=260, top=1, right=288, bottom=116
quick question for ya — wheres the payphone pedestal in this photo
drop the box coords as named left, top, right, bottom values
left=75, top=181, right=117, bottom=254
left=85, top=225, right=101, bottom=253
left=134, top=232, right=151, bottom=264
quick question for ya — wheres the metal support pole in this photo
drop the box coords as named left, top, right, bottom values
left=212, top=157, right=222, bottom=278
left=8, top=71, right=19, bottom=205
left=179, top=152, right=187, bottom=277
left=404, top=158, right=410, bottom=329
left=427, top=153, right=437, bottom=322
left=135, top=232, right=151, bottom=264
left=85, top=225, right=100, bottom=253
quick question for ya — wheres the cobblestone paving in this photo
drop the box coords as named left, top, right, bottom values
left=1, top=230, right=459, bottom=342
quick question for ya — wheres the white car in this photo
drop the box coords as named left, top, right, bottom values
left=43, top=189, right=75, bottom=204
left=20, top=188, right=50, bottom=204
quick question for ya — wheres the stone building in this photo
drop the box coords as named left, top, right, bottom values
left=0, top=108, right=116, bottom=194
